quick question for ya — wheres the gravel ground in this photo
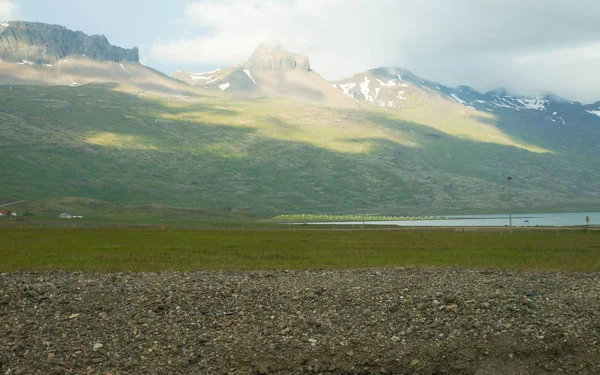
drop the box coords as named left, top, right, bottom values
left=1, top=268, right=599, bottom=375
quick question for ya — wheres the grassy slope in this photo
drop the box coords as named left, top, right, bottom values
left=0, top=84, right=599, bottom=218
left=1, top=228, right=598, bottom=272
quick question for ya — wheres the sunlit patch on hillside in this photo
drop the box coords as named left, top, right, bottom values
left=152, top=97, right=418, bottom=154
left=389, top=98, right=552, bottom=154
left=85, top=132, right=158, bottom=150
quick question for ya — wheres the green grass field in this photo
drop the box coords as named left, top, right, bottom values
left=1, top=228, right=598, bottom=272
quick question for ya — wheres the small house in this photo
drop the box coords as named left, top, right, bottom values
left=0, top=211, right=5, bottom=216
left=10, top=212, right=17, bottom=217
left=59, top=213, right=73, bottom=219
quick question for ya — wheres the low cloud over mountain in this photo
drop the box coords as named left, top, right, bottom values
left=151, top=0, right=600, bottom=103
left=0, top=0, right=19, bottom=21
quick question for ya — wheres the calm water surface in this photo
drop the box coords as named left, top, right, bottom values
left=308, top=212, right=599, bottom=227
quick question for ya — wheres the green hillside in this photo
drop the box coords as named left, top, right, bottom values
left=1, top=84, right=599, bottom=217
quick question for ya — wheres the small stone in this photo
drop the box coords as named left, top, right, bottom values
left=432, top=300, right=441, bottom=306
left=391, top=336, right=400, bottom=342
left=416, top=303, right=426, bottom=311
left=308, top=338, right=317, bottom=345
left=14, top=368, right=27, bottom=375
left=92, top=358, right=103, bottom=363
left=148, top=311, right=157, bottom=319
left=93, top=343, right=103, bottom=351
left=179, top=359, right=190, bottom=368
left=198, top=306, right=210, bottom=314
left=257, top=363, right=270, bottom=374
left=47, top=353, right=56, bottom=360
left=345, top=349, right=354, bottom=357
left=410, top=359, right=420, bottom=367
left=444, top=295, right=457, bottom=304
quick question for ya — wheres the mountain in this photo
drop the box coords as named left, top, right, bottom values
left=0, top=21, right=138, bottom=64
left=334, top=66, right=600, bottom=154
left=244, top=41, right=310, bottom=72
left=0, top=26, right=599, bottom=217
left=172, top=42, right=358, bottom=107
left=0, top=22, right=185, bottom=94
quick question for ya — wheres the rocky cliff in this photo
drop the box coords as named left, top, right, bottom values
left=0, top=21, right=138, bottom=64
left=243, top=41, right=310, bottom=72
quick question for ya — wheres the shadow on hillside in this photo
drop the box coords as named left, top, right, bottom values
left=1, top=84, right=599, bottom=215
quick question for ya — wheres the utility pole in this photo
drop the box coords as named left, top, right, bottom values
left=508, top=176, right=513, bottom=233
left=288, top=204, right=291, bottom=231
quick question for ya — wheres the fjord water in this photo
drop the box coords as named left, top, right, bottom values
left=311, top=212, right=599, bottom=227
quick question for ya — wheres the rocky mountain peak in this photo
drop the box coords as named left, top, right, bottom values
left=0, top=21, right=139, bottom=64
left=244, top=41, right=310, bottom=72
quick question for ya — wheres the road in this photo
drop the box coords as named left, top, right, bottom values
left=0, top=200, right=27, bottom=208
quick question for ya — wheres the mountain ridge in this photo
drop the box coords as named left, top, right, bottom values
left=0, top=21, right=139, bottom=64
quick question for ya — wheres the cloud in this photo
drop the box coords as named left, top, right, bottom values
left=151, top=0, right=600, bottom=102
left=0, top=0, right=20, bottom=20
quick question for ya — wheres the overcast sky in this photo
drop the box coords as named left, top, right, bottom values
left=3, top=0, right=600, bottom=103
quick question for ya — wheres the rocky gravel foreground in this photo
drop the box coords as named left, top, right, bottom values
left=1, top=268, right=599, bottom=375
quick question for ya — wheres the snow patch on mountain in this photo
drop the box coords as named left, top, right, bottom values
left=207, top=76, right=222, bottom=84
left=516, top=98, right=548, bottom=110
left=1, top=22, right=9, bottom=27
left=243, top=69, right=257, bottom=84
left=191, top=74, right=211, bottom=80
left=219, top=82, right=230, bottom=91
left=377, top=100, right=396, bottom=108
left=376, top=79, right=397, bottom=87
left=43, top=64, right=52, bottom=67
left=374, top=88, right=380, bottom=99
left=360, top=77, right=374, bottom=102
left=397, top=91, right=406, bottom=100
left=17, top=60, right=34, bottom=65
left=451, top=94, right=467, bottom=105
left=339, top=83, right=357, bottom=98
left=587, top=110, right=600, bottom=117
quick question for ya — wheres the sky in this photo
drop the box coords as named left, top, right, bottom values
left=2, top=0, right=600, bottom=103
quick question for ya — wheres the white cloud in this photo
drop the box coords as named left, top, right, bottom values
left=151, top=0, right=600, bottom=103
left=0, top=0, right=20, bottom=20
